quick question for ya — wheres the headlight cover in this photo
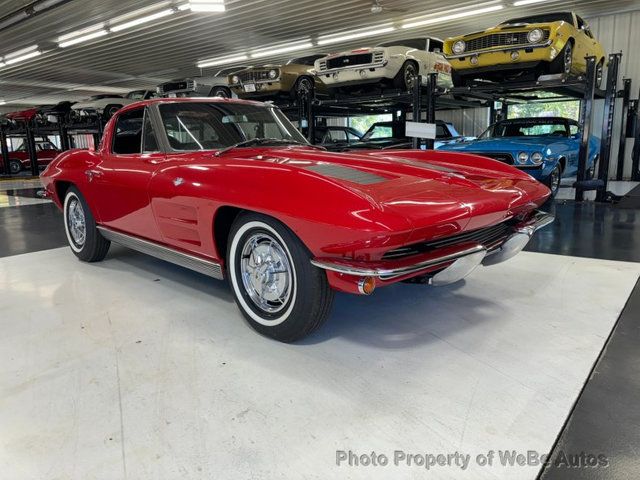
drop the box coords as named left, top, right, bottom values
left=518, top=152, right=529, bottom=164
left=452, top=40, right=466, bottom=55
left=531, top=152, right=544, bottom=165
left=527, top=28, right=543, bottom=44
left=268, top=69, right=278, bottom=79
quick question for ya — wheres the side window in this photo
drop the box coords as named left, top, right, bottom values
left=576, top=15, right=585, bottom=30
left=436, top=124, right=449, bottom=138
left=328, top=129, right=347, bottom=142
left=142, top=109, right=159, bottom=152
left=429, top=40, right=444, bottom=53
left=112, top=108, right=144, bottom=154
left=347, top=131, right=360, bottom=141
left=569, top=124, right=579, bottom=135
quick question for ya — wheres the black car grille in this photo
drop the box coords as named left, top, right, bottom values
left=382, top=221, right=513, bottom=260
left=327, top=53, right=374, bottom=69
left=159, top=80, right=194, bottom=93
left=465, top=29, right=550, bottom=52
left=466, top=152, right=514, bottom=165
left=236, top=70, right=277, bottom=82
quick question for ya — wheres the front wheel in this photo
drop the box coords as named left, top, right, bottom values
left=549, top=41, right=573, bottom=76
left=547, top=164, right=562, bottom=197
left=63, top=187, right=110, bottom=262
left=9, top=159, right=22, bottom=174
left=209, top=86, right=231, bottom=98
left=227, top=212, right=334, bottom=342
left=292, top=76, right=314, bottom=101
left=393, top=61, right=419, bottom=91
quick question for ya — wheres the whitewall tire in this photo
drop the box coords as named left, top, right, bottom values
left=227, top=212, right=334, bottom=342
left=63, top=187, right=110, bottom=262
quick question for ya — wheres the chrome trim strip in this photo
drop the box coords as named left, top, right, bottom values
left=311, top=245, right=486, bottom=281
left=446, top=40, right=552, bottom=59
left=97, top=226, right=224, bottom=280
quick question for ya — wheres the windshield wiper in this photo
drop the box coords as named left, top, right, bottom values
left=214, top=137, right=324, bottom=156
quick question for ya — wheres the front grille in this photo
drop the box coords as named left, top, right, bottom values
left=465, top=29, right=550, bottom=52
left=236, top=70, right=279, bottom=83
left=466, top=152, right=514, bottom=165
left=326, top=53, right=374, bottom=70
left=159, top=80, right=194, bottom=93
left=382, top=221, right=513, bottom=260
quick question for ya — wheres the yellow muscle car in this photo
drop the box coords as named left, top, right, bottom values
left=444, top=11, right=606, bottom=87
left=229, top=54, right=327, bottom=100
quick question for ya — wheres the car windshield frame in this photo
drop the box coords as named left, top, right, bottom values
left=157, top=101, right=309, bottom=153
left=376, top=38, right=427, bottom=50
left=480, top=119, right=570, bottom=138
left=500, top=12, right=574, bottom=25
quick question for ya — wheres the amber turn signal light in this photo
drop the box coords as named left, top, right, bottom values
left=358, top=276, right=376, bottom=295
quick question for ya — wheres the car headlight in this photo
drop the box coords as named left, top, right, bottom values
left=531, top=152, right=544, bottom=165
left=268, top=69, right=278, bottom=79
left=527, top=28, right=543, bottom=44
left=518, top=152, right=529, bottom=164
left=452, top=40, right=466, bottom=55
left=231, top=75, right=239, bottom=84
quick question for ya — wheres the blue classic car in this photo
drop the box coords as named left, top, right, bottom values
left=437, top=117, right=600, bottom=195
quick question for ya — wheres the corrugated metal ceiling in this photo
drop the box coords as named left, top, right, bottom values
left=0, top=0, right=638, bottom=105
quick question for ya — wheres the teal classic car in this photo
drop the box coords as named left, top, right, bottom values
left=437, top=117, right=600, bottom=195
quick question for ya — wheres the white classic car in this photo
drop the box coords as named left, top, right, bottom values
left=157, top=66, right=248, bottom=98
left=314, top=37, right=453, bottom=92
left=70, top=94, right=137, bottom=121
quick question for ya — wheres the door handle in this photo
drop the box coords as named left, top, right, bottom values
left=85, top=169, right=102, bottom=181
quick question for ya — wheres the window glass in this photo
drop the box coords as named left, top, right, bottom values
left=569, top=123, right=579, bottom=135
left=347, top=131, right=361, bottom=141
left=159, top=102, right=307, bottom=151
left=436, top=124, right=449, bottom=138
left=429, top=39, right=444, bottom=52
left=112, top=108, right=144, bottom=154
left=328, top=129, right=347, bottom=142
left=482, top=120, right=569, bottom=138
left=363, top=125, right=393, bottom=139
left=377, top=38, right=426, bottom=50
left=142, top=110, right=159, bottom=152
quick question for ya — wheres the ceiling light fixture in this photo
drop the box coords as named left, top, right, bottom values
left=513, top=0, right=551, bottom=5
left=58, top=23, right=105, bottom=42
left=189, top=0, right=226, bottom=12
left=110, top=8, right=175, bottom=32
left=402, top=3, right=504, bottom=29
left=250, top=41, right=313, bottom=58
left=0, top=100, right=6, bottom=105
left=197, top=54, right=248, bottom=68
left=4, top=49, right=42, bottom=65
left=4, top=44, right=39, bottom=60
left=317, top=24, right=396, bottom=45
left=59, top=29, right=109, bottom=48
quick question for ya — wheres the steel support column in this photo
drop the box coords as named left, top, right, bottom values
left=575, top=56, right=597, bottom=201
left=596, top=53, right=621, bottom=202
left=412, top=74, right=422, bottom=149
left=424, top=73, right=437, bottom=150
left=631, top=88, right=640, bottom=181
left=0, top=127, right=10, bottom=175
left=616, top=78, right=631, bottom=180
left=25, top=122, right=39, bottom=177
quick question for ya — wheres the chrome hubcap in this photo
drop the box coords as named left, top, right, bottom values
left=551, top=167, right=561, bottom=193
left=240, top=233, right=292, bottom=314
left=405, top=65, right=417, bottom=89
left=67, top=198, right=86, bottom=247
left=297, top=78, right=312, bottom=95
left=564, top=45, right=572, bottom=74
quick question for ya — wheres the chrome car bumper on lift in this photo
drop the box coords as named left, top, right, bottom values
left=311, top=210, right=555, bottom=287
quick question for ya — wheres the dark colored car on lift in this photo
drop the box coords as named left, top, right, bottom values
left=313, top=126, right=363, bottom=150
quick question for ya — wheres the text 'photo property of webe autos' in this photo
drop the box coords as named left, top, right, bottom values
left=2, top=2, right=640, bottom=480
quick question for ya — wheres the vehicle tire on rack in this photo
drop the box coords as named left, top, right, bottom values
left=209, top=86, right=231, bottom=98
left=549, top=40, right=573, bottom=76
left=547, top=164, right=562, bottom=197
left=227, top=212, right=334, bottom=342
left=393, top=61, right=419, bottom=92
left=292, top=76, right=314, bottom=101
left=8, top=159, right=22, bottom=174
left=102, top=104, right=122, bottom=121
left=63, top=186, right=110, bottom=262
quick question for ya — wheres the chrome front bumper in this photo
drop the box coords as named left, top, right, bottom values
left=311, top=210, right=555, bottom=286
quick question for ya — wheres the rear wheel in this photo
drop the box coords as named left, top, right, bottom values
left=102, top=104, right=122, bottom=121
left=63, top=187, right=110, bottom=262
left=227, top=212, right=334, bottom=342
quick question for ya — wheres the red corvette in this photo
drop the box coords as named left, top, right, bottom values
left=41, top=98, right=553, bottom=342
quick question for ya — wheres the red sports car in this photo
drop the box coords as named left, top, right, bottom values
left=5, top=138, right=60, bottom=174
left=41, top=98, right=553, bottom=342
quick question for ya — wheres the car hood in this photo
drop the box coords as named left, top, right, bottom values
left=438, top=137, right=552, bottom=152
left=212, top=146, right=550, bottom=235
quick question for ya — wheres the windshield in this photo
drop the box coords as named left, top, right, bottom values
left=362, top=123, right=394, bottom=140
left=501, top=12, right=573, bottom=25
left=159, top=102, right=308, bottom=151
left=376, top=38, right=427, bottom=50
left=481, top=119, right=569, bottom=138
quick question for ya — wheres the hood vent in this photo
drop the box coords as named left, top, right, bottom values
left=304, top=164, right=386, bottom=185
